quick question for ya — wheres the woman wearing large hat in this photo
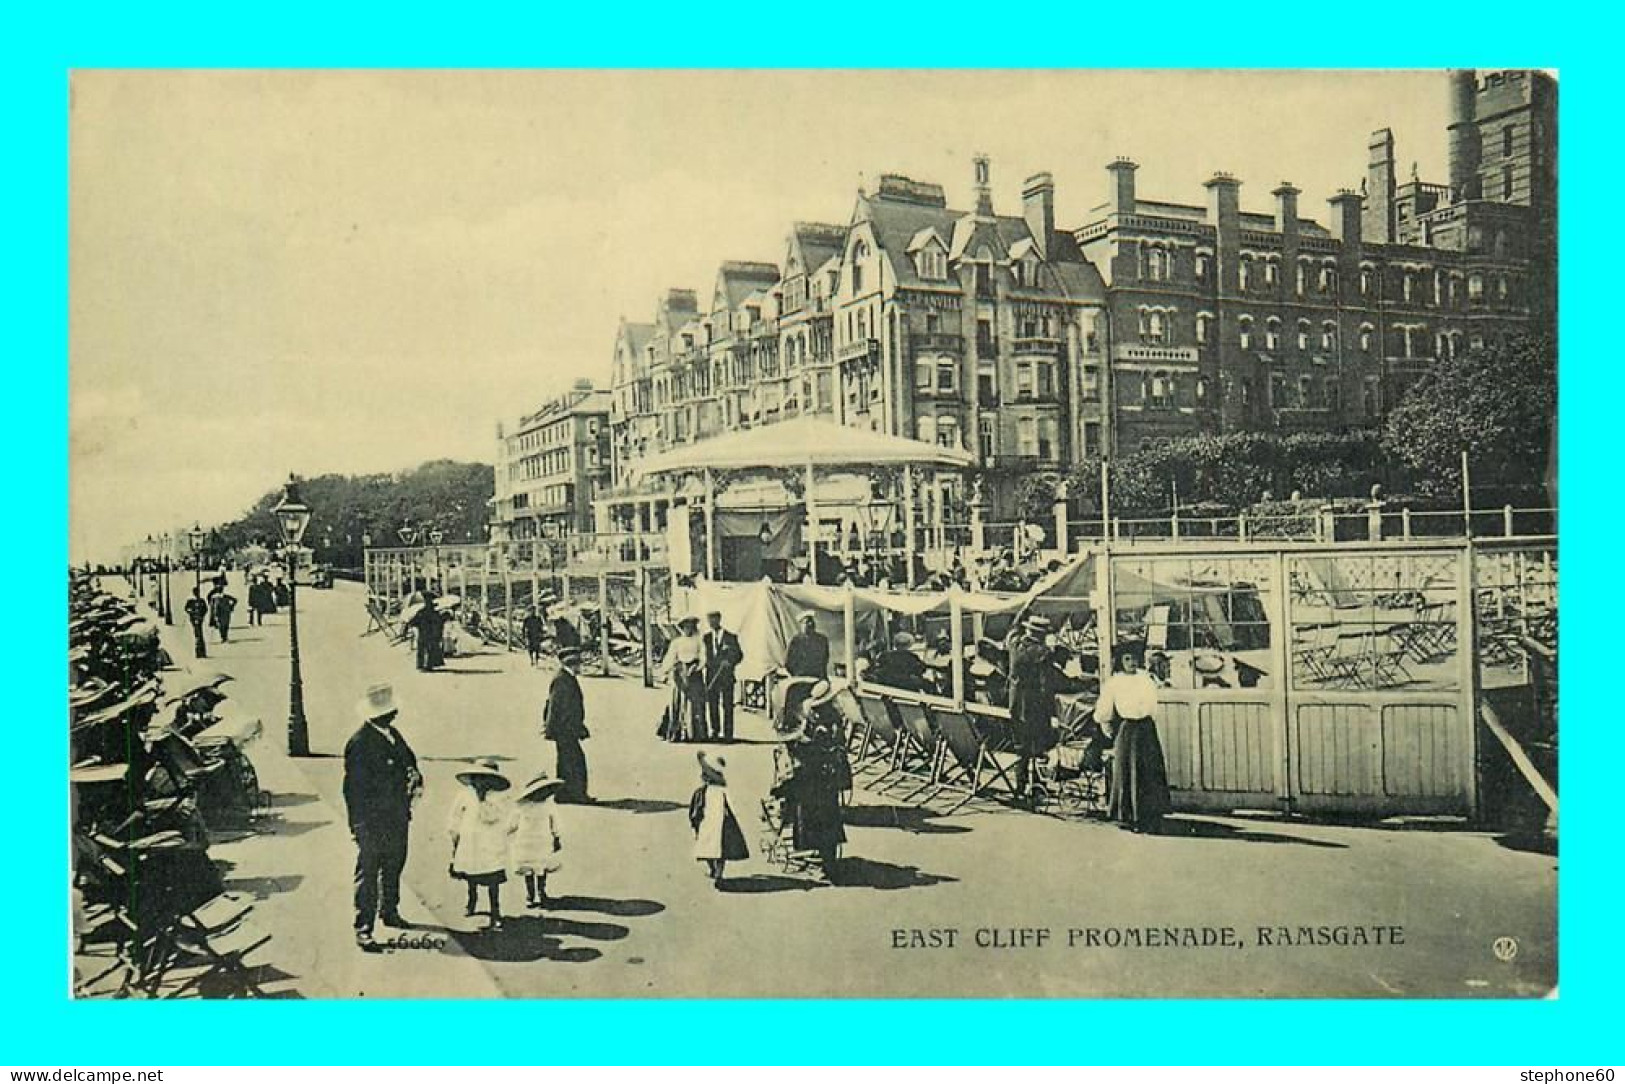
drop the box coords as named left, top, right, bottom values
left=659, top=614, right=707, bottom=742
left=770, top=680, right=850, bottom=873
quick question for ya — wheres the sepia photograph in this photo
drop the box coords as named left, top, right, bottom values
left=67, top=68, right=1557, bottom=1000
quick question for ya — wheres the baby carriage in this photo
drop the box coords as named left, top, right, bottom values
left=1033, top=711, right=1112, bottom=818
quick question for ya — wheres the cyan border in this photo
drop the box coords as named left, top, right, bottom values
left=12, top=0, right=1608, bottom=1064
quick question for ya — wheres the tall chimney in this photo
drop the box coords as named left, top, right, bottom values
left=1023, top=172, right=1055, bottom=258
left=1204, top=172, right=1241, bottom=296
left=1447, top=69, right=1481, bottom=201
left=1274, top=182, right=1301, bottom=294
left=1364, top=129, right=1397, bottom=242
left=1328, top=189, right=1363, bottom=300
left=973, top=154, right=994, bottom=217
left=1107, top=157, right=1138, bottom=215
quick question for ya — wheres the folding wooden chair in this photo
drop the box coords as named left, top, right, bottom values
left=852, top=693, right=906, bottom=789
left=889, top=699, right=946, bottom=802
left=932, top=709, right=1021, bottom=812
left=155, top=894, right=272, bottom=998
left=362, top=596, right=405, bottom=642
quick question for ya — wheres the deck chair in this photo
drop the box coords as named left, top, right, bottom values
left=157, top=893, right=272, bottom=998
left=932, top=709, right=1021, bottom=811
left=852, top=694, right=906, bottom=788
left=362, top=596, right=404, bottom=642
left=888, top=699, right=946, bottom=802
left=1292, top=624, right=1338, bottom=685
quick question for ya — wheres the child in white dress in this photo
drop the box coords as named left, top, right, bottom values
left=448, top=760, right=513, bottom=929
left=510, top=773, right=565, bottom=909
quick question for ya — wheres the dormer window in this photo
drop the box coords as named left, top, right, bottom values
left=915, top=245, right=946, bottom=281
left=851, top=239, right=870, bottom=294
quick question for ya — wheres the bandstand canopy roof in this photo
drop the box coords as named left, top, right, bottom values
left=631, top=417, right=976, bottom=479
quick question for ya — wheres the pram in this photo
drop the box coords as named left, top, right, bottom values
left=1032, top=709, right=1112, bottom=818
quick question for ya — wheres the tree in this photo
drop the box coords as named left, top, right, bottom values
left=1382, top=335, right=1556, bottom=503
left=210, top=460, right=495, bottom=570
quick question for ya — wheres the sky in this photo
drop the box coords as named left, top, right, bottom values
left=69, top=69, right=1450, bottom=564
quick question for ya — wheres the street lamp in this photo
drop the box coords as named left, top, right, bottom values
left=159, top=532, right=174, bottom=625
left=429, top=527, right=444, bottom=590
left=398, top=523, right=419, bottom=592
left=273, top=476, right=314, bottom=757
left=189, top=523, right=205, bottom=593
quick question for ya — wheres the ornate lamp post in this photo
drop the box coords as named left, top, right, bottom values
left=159, top=532, right=174, bottom=625
left=189, top=523, right=205, bottom=593
left=273, top=476, right=314, bottom=757
left=429, top=527, right=444, bottom=590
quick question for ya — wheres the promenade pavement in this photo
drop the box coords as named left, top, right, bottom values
left=136, top=572, right=1556, bottom=999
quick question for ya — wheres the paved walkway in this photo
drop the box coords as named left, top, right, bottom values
left=133, top=573, right=1556, bottom=999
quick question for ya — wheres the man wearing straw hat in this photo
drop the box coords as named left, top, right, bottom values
left=343, top=683, right=423, bottom=948
left=1007, top=613, right=1060, bottom=809
left=543, top=647, right=591, bottom=803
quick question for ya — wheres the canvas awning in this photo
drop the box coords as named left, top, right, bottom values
left=630, top=417, right=976, bottom=480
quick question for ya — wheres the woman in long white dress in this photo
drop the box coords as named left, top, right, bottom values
left=660, top=616, right=706, bottom=741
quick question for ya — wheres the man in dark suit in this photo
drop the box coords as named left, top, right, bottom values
left=343, top=683, right=422, bottom=948
left=1006, top=614, right=1059, bottom=809
left=183, top=587, right=209, bottom=659
left=702, top=609, right=744, bottom=742
left=785, top=611, right=830, bottom=680
left=543, top=648, right=591, bottom=803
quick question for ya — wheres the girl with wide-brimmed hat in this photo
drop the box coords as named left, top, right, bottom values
left=688, top=751, right=748, bottom=885
left=509, top=772, right=566, bottom=909
left=448, top=759, right=513, bottom=928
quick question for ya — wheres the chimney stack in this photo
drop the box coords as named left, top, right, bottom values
left=1107, top=157, right=1138, bottom=215
left=1364, top=129, right=1397, bottom=242
left=1272, top=182, right=1300, bottom=234
left=1023, top=172, right=1055, bottom=258
left=973, top=154, right=994, bottom=217
left=1204, top=172, right=1241, bottom=295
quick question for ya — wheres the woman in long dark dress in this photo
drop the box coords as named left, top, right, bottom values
left=773, top=682, right=849, bottom=871
left=1094, top=648, right=1172, bottom=832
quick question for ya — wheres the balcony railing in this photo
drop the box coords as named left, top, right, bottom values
left=1114, top=344, right=1201, bottom=364
left=1010, top=335, right=1063, bottom=355
left=912, top=332, right=964, bottom=353
left=984, top=454, right=1062, bottom=471
left=836, top=338, right=877, bottom=363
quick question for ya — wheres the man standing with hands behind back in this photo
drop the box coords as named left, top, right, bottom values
left=703, top=609, right=744, bottom=743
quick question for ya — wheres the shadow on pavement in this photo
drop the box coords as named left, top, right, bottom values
left=424, top=753, right=523, bottom=765
left=545, top=916, right=631, bottom=942
left=843, top=803, right=973, bottom=835
left=262, top=792, right=320, bottom=810
left=1494, top=830, right=1557, bottom=857
left=824, top=856, right=957, bottom=890
left=716, top=874, right=822, bottom=894
left=452, top=915, right=603, bottom=964
left=594, top=797, right=683, bottom=815
left=548, top=895, right=666, bottom=918
left=1157, top=817, right=1347, bottom=848
left=253, top=817, right=329, bottom=839
left=222, top=873, right=306, bottom=899
left=427, top=667, right=506, bottom=675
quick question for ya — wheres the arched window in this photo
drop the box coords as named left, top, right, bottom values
left=1150, top=371, right=1173, bottom=408
left=1239, top=316, right=1254, bottom=351
left=1265, top=317, right=1281, bottom=352
left=1468, top=273, right=1485, bottom=302
left=852, top=239, right=870, bottom=293
left=1297, top=320, right=1311, bottom=352
left=1239, top=256, right=1253, bottom=291
left=1264, top=258, right=1278, bottom=288
left=1497, top=274, right=1510, bottom=300
left=1320, top=264, right=1338, bottom=293
left=1196, top=376, right=1210, bottom=405
left=1321, top=322, right=1337, bottom=351
left=1360, top=266, right=1376, bottom=296
left=1195, top=253, right=1212, bottom=282
left=937, top=416, right=961, bottom=450
left=1295, top=261, right=1308, bottom=296
left=1359, top=324, right=1374, bottom=353
left=1402, top=271, right=1415, bottom=302
left=1196, top=312, right=1213, bottom=345
left=1147, top=310, right=1166, bottom=345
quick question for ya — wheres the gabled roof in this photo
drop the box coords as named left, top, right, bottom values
left=714, top=261, right=781, bottom=312
left=618, top=320, right=655, bottom=358
left=788, top=222, right=847, bottom=276
left=906, top=226, right=947, bottom=253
